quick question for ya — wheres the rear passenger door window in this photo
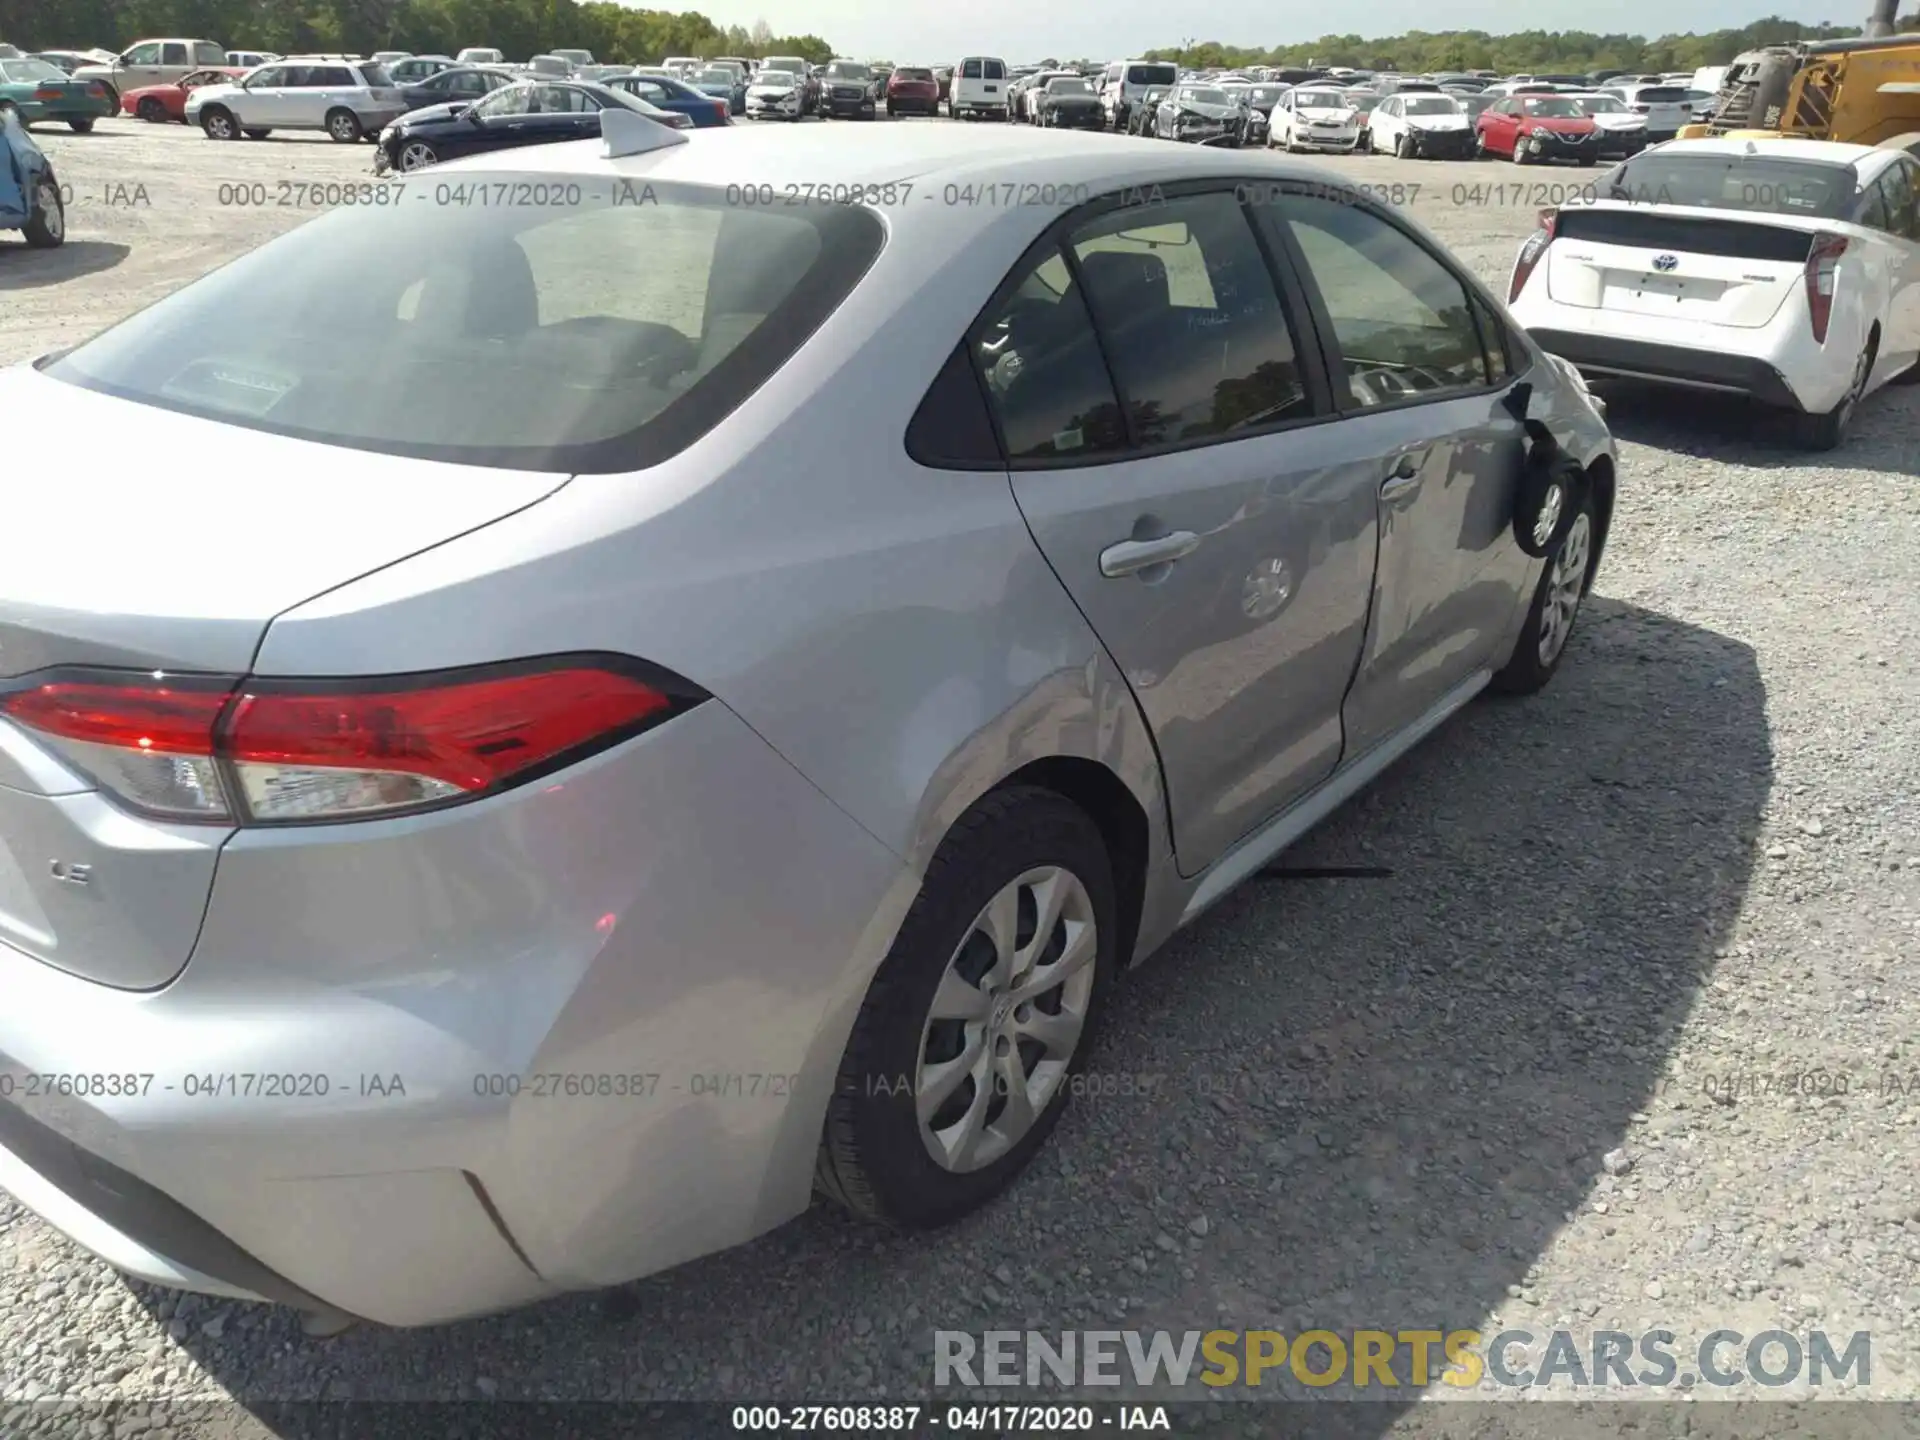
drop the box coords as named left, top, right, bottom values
left=1066, top=191, right=1311, bottom=445
left=1277, top=193, right=1491, bottom=407
left=969, top=248, right=1126, bottom=460
left=162, top=42, right=188, bottom=66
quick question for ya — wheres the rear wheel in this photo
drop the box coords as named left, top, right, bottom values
left=817, top=787, right=1116, bottom=1229
left=1792, top=337, right=1875, bottom=451
left=67, top=117, right=94, bottom=133
left=243, top=128, right=271, bottom=139
left=136, top=97, right=167, bottom=122
left=325, top=107, right=362, bottom=142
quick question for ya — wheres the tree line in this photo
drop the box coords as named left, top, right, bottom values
left=0, top=0, right=837, bottom=67
left=1139, top=17, right=1918, bottom=74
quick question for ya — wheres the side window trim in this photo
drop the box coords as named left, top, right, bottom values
left=1256, top=183, right=1524, bottom=416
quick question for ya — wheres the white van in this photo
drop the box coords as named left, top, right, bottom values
left=1098, top=57, right=1178, bottom=129
left=949, top=56, right=1008, bottom=119
left=455, top=47, right=504, bottom=65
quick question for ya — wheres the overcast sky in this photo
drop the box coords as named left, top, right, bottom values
left=708, top=0, right=1860, bottom=58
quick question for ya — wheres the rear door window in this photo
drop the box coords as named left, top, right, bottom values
left=1067, top=191, right=1313, bottom=444
left=983, top=59, right=1006, bottom=80
left=961, top=59, right=982, bottom=79
left=162, top=42, right=188, bottom=65
left=44, top=184, right=885, bottom=473
left=970, top=249, right=1126, bottom=462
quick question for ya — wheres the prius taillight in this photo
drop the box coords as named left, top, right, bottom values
left=1510, top=208, right=1559, bottom=301
left=1803, top=232, right=1848, bottom=343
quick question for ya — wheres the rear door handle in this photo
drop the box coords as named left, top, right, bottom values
left=1100, top=530, right=1202, bottom=578
left=1381, top=451, right=1427, bottom=504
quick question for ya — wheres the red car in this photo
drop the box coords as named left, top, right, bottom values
left=1474, top=93, right=1602, bottom=165
left=120, top=66, right=246, bottom=123
left=886, top=66, right=939, bottom=117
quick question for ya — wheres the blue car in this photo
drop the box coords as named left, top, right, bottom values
left=604, top=71, right=733, bottom=127
left=687, top=65, right=747, bottom=115
left=0, top=106, right=63, bottom=247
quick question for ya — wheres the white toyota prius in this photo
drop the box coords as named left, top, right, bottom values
left=1508, top=137, right=1920, bottom=449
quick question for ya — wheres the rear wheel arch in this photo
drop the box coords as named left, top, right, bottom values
left=992, top=757, right=1148, bottom=973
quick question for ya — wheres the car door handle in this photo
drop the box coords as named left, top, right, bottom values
left=1100, top=531, right=1202, bottom=578
left=1381, top=451, right=1427, bottom=504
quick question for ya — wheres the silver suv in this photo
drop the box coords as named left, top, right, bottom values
left=185, top=56, right=405, bottom=142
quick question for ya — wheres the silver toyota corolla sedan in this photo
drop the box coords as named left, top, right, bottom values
left=0, top=117, right=1615, bottom=1329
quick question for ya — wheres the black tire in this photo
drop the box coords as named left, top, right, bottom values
left=200, top=106, right=237, bottom=140
left=1512, top=421, right=1585, bottom=559
left=1792, top=334, right=1875, bottom=451
left=1893, top=357, right=1920, bottom=386
left=22, top=174, right=64, bottom=248
left=243, top=128, right=271, bottom=139
left=324, top=107, right=362, bottom=143
left=136, top=97, right=167, bottom=123
left=887, top=100, right=895, bottom=116
left=67, top=117, right=95, bottom=133
left=817, top=787, right=1118, bottom=1229
left=1491, top=491, right=1597, bottom=696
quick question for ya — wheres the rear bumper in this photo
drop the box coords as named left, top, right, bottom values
left=1525, top=328, right=1804, bottom=409
left=0, top=703, right=911, bottom=1327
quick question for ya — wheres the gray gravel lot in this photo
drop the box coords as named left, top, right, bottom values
left=3, top=115, right=1920, bottom=1435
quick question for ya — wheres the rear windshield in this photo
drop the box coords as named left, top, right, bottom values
left=1599, top=154, right=1856, bottom=217
left=1127, top=63, right=1177, bottom=85
left=1048, top=78, right=1093, bottom=93
left=895, top=68, right=933, bottom=80
left=1634, top=87, right=1689, bottom=102
left=0, top=59, right=63, bottom=81
left=44, top=182, right=885, bottom=474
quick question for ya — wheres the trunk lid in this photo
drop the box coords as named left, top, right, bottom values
left=1545, top=204, right=1815, bottom=327
left=0, top=366, right=566, bottom=990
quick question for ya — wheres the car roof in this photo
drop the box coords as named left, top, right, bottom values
left=438, top=122, right=1367, bottom=219
left=1652, top=136, right=1883, bottom=165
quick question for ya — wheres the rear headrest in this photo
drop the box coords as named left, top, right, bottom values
left=1077, top=249, right=1171, bottom=314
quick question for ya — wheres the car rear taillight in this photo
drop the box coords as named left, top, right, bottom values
left=35, top=87, right=63, bottom=100
left=1510, top=207, right=1558, bottom=301
left=713, top=99, right=727, bottom=118
left=1804, top=232, right=1848, bottom=343
left=0, top=657, right=704, bottom=826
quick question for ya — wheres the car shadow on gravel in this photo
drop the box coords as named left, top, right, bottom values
left=1593, top=377, right=1920, bottom=473
left=136, top=597, right=1770, bottom=1429
left=0, top=240, right=128, bottom=288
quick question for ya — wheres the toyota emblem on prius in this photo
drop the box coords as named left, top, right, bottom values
left=1652, top=254, right=1679, bottom=272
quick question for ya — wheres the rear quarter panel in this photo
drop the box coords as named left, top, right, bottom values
left=253, top=193, right=1176, bottom=937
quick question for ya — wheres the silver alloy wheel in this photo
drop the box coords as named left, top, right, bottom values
left=1531, top=479, right=1564, bottom=550
left=35, top=181, right=61, bottom=241
left=329, top=112, right=358, bottom=141
left=914, top=866, right=1097, bottom=1174
left=397, top=141, right=437, bottom=171
left=204, top=111, right=233, bottom=138
left=1537, top=511, right=1592, bottom=666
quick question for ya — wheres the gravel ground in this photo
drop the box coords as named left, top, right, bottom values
left=3, top=115, right=1920, bottom=1436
